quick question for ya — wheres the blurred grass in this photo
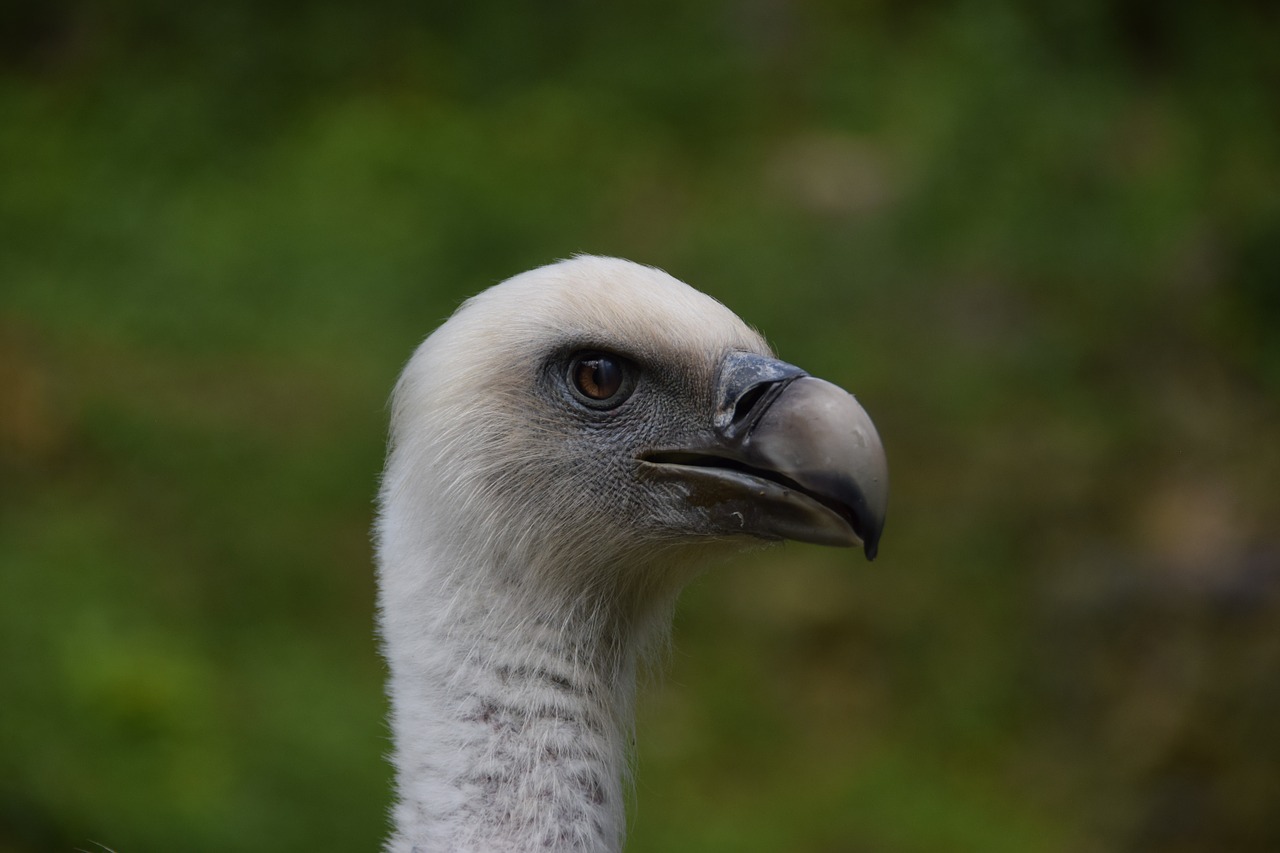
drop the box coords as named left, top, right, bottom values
left=3, top=1, right=1279, bottom=851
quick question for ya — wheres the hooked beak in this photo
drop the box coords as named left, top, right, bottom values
left=641, top=352, right=888, bottom=560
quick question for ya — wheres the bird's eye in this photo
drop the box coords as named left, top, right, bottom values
left=568, top=351, right=633, bottom=409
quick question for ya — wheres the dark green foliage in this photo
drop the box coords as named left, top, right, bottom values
left=2, top=2, right=1278, bottom=850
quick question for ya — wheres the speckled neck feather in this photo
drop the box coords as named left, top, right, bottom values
left=379, top=570, right=650, bottom=852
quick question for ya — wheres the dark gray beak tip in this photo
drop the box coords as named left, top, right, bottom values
left=852, top=476, right=887, bottom=562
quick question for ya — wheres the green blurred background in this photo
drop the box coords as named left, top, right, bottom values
left=2, top=2, right=1278, bottom=851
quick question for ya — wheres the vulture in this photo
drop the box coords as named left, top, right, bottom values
left=376, top=256, right=888, bottom=852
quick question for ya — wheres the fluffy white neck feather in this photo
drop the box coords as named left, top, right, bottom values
left=379, top=453, right=697, bottom=853
left=379, top=551, right=647, bottom=851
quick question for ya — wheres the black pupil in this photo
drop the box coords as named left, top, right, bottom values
left=579, top=357, right=621, bottom=399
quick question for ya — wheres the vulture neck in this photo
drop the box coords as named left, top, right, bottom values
left=381, top=534, right=687, bottom=853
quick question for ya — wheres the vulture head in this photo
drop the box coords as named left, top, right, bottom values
left=376, top=256, right=887, bottom=852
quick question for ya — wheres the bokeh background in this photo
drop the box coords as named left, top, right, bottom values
left=3, top=2, right=1278, bottom=851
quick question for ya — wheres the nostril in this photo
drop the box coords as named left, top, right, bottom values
left=713, top=351, right=808, bottom=435
left=731, top=382, right=774, bottom=427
